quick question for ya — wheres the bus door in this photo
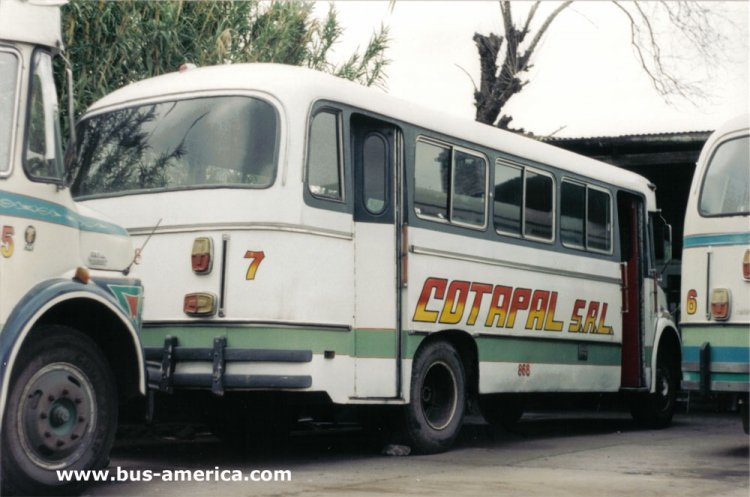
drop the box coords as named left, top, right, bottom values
left=618, top=191, right=646, bottom=388
left=351, top=114, right=402, bottom=398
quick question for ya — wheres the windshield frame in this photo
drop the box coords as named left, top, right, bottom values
left=0, top=46, right=22, bottom=178
left=72, top=90, right=282, bottom=200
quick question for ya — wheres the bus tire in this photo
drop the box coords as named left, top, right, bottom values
left=479, top=394, right=524, bottom=431
left=403, top=341, right=466, bottom=454
left=630, top=351, right=678, bottom=429
left=1, top=325, right=118, bottom=495
left=741, top=397, right=749, bottom=435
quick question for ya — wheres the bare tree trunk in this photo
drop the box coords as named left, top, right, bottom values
left=474, top=0, right=572, bottom=130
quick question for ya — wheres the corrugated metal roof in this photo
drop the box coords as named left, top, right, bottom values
left=543, top=131, right=712, bottom=143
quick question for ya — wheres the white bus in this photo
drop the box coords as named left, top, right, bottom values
left=1, top=0, right=144, bottom=493
left=72, top=63, right=680, bottom=452
left=680, top=114, right=749, bottom=433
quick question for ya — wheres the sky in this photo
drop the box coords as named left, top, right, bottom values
left=317, top=1, right=749, bottom=138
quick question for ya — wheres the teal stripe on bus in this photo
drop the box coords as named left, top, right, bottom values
left=683, top=345, right=750, bottom=364
left=683, top=371, right=750, bottom=383
left=0, top=189, right=128, bottom=236
left=683, top=232, right=750, bottom=248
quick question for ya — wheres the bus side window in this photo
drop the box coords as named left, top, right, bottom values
left=494, top=160, right=523, bottom=236
left=524, top=170, right=554, bottom=241
left=561, top=180, right=585, bottom=248
left=308, top=110, right=343, bottom=201
left=363, top=133, right=387, bottom=214
left=24, top=51, right=63, bottom=182
left=414, top=140, right=450, bottom=220
left=452, top=150, right=486, bottom=227
left=587, top=187, right=612, bottom=253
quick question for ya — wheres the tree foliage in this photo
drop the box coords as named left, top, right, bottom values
left=473, top=1, right=728, bottom=132
left=60, top=0, right=389, bottom=121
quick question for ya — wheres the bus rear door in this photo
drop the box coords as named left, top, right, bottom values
left=351, top=114, right=402, bottom=398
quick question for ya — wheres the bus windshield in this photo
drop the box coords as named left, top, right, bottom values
left=71, top=96, right=278, bottom=197
left=699, top=135, right=750, bottom=216
left=0, top=51, right=19, bottom=173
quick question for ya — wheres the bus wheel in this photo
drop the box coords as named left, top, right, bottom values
left=403, top=341, right=466, bottom=454
left=479, top=394, right=524, bottom=431
left=741, top=397, right=749, bottom=435
left=630, top=351, right=678, bottom=429
left=1, top=326, right=117, bottom=495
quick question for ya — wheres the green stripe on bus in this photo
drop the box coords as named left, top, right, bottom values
left=476, top=335, right=621, bottom=366
left=682, top=326, right=750, bottom=347
left=141, top=327, right=423, bottom=359
left=355, top=328, right=397, bottom=358
left=142, top=325, right=420, bottom=359
left=403, top=333, right=426, bottom=359
left=140, top=325, right=621, bottom=365
left=141, top=325, right=355, bottom=355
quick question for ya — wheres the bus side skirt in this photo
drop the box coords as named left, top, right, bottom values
left=145, top=336, right=314, bottom=395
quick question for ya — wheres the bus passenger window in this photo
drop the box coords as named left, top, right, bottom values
left=363, top=133, right=387, bottom=214
left=494, top=161, right=522, bottom=236
left=587, top=188, right=612, bottom=252
left=524, top=171, right=554, bottom=240
left=452, top=150, right=486, bottom=226
left=415, top=140, right=450, bottom=220
left=308, top=111, right=343, bottom=200
left=561, top=181, right=585, bottom=248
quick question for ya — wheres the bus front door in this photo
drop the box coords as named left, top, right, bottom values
left=351, top=114, right=401, bottom=398
left=618, top=192, right=646, bottom=388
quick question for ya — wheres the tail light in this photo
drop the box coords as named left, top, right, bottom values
left=191, top=237, right=213, bottom=274
left=184, top=292, right=217, bottom=317
left=743, top=249, right=750, bottom=281
left=710, top=288, right=730, bottom=321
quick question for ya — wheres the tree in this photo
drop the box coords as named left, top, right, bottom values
left=472, top=1, right=728, bottom=131
left=60, top=0, right=389, bottom=122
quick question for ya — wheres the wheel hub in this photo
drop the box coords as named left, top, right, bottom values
left=422, top=386, right=434, bottom=403
left=19, top=363, right=96, bottom=469
left=421, top=361, right=458, bottom=431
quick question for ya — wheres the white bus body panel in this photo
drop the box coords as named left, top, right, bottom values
left=77, top=64, right=673, bottom=405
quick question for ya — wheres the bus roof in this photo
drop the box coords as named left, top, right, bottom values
left=0, top=0, right=64, bottom=49
left=695, top=113, right=750, bottom=172
left=85, top=63, right=657, bottom=207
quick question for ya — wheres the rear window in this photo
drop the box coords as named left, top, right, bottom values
left=699, top=135, right=750, bottom=216
left=71, top=96, right=278, bottom=197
